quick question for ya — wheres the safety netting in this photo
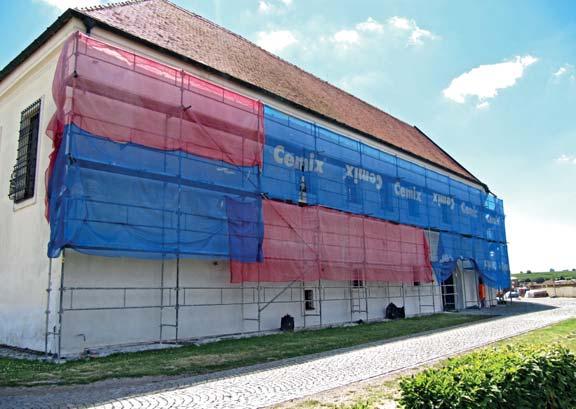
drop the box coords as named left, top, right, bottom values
left=262, top=106, right=506, bottom=242
left=430, top=232, right=510, bottom=289
left=230, top=200, right=432, bottom=283
left=45, top=32, right=509, bottom=287
left=46, top=32, right=263, bottom=259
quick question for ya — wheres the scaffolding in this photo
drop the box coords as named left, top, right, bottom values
left=41, top=32, right=508, bottom=358
left=44, top=255, right=499, bottom=358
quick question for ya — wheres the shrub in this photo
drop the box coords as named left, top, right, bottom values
left=399, top=344, right=576, bottom=409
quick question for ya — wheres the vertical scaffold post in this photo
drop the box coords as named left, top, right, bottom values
left=417, top=284, right=422, bottom=315
left=175, top=257, right=180, bottom=341
left=461, top=261, right=467, bottom=310
left=44, top=258, right=53, bottom=356
left=318, top=277, right=323, bottom=327
left=159, top=257, right=165, bottom=344
left=432, top=281, right=436, bottom=313
left=56, top=249, right=66, bottom=360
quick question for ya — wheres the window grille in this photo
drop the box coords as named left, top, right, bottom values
left=9, top=100, right=41, bottom=203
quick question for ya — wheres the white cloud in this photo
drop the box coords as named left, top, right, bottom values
left=409, top=27, right=436, bottom=46
left=258, top=0, right=273, bottom=14
left=35, top=0, right=106, bottom=10
left=332, top=29, right=360, bottom=46
left=556, top=154, right=576, bottom=164
left=443, top=55, right=538, bottom=105
left=256, top=30, right=297, bottom=53
left=258, top=0, right=292, bottom=14
left=554, top=67, right=568, bottom=77
left=552, top=64, right=575, bottom=81
left=388, top=16, right=412, bottom=31
left=356, top=17, right=384, bottom=33
left=388, top=16, right=437, bottom=46
left=476, top=101, right=490, bottom=110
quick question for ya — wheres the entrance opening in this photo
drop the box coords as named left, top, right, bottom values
left=441, top=275, right=456, bottom=311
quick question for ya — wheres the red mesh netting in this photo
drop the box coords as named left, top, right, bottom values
left=46, top=32, right=264, bottom=217
left=231, top=200, right=433, bottom=283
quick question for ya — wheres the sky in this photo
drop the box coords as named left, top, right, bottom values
left=1, top=0, right=575, bottom=273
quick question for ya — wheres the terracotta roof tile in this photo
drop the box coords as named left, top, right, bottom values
left=78, top=0, right=480, bottom=183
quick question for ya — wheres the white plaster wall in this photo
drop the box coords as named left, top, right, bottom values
left=0, top=21, right=83, bottom=351
left=58, top=250, right=444, bottom=356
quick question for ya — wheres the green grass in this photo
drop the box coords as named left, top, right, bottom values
left=512, top=271, right=576, bottom=281
left=499, top=318, right=576, bottom=352
left=0, top=313, right=488, bottom=388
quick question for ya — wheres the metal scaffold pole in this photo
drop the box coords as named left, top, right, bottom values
left=56, top=249, right=66, bottom=360
left=175, top=257, right=181, bottom=341
left=159, top=258, right=165, bottom=344
left=44, top=258, right=53, bottom=356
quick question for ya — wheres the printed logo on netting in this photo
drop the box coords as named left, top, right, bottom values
left=485, top=214, right=500, bottom=225
left=483, top=260, right=498, bottom=270
left=273, top=145, right=324, bottom=173
left=394, top=182, right=423, bottom=202
left=439, top=253, right=454, bottom=263
left=432, top=193, right=455, bottom=210
left=344, top=165, right=383, bottom=190
left=461, top=202, right=479, bottom=217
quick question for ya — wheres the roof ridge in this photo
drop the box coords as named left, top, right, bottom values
left=159, top=0, right=406, bottom=127
left=77, top=0, right=151, bottom=13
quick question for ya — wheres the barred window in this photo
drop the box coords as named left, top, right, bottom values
left=9, top=100, right=41, bottom=203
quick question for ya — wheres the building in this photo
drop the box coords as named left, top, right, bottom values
left=0, top=0, right=509, bottom=358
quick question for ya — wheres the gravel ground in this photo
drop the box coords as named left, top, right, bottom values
left=1, top=298, right=574, bottom=409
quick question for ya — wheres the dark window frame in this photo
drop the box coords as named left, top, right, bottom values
left=304, top=289, right=315, bottom=311
left=9, top=99, right=41, bottom=203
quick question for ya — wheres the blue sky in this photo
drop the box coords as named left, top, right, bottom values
left=1, top=0, right=575, bottom=273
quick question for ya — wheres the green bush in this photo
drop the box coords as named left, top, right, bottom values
left=399, top=344, right=576, bottom=409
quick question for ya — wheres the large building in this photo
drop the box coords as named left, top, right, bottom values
left=0, top=0, right=509, bottom=358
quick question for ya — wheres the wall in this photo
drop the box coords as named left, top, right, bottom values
left=0, top=21, right=83, bottom=351
left=56, top=250, right=445, bottom=355
left=544, top=285, right=576, bottom=298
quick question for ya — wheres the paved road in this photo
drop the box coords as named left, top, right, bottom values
left=1, top=298, right=575, bottom=409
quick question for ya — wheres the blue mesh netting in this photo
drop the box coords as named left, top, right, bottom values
left=47, top=110, right=510, bottom=288
left=261, top=106, right=509, bottom=287
left=261, top=106, right=506, bottom=242
left=47, top=124, right=263, bottom=260
left=432, top=232, right=510, bottom=288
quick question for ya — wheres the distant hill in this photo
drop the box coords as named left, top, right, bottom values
left=512, top=271, right=576, bottom=281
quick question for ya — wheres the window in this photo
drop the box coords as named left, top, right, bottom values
left=304, top=289, right=315, bottom=311
left=9, top=100, right=41, bottom=203
left=351, top=279, right=364, bottom=288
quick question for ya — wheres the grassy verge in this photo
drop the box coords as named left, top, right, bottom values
left=0, top=313, right=488, bottom=388
left=285, top=318, right=576, bottom=409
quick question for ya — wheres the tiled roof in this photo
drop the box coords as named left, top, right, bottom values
left=77, top=0, right=480, bottom=183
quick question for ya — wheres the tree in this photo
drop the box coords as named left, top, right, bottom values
left=526, top=270, right=532, bottom=274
